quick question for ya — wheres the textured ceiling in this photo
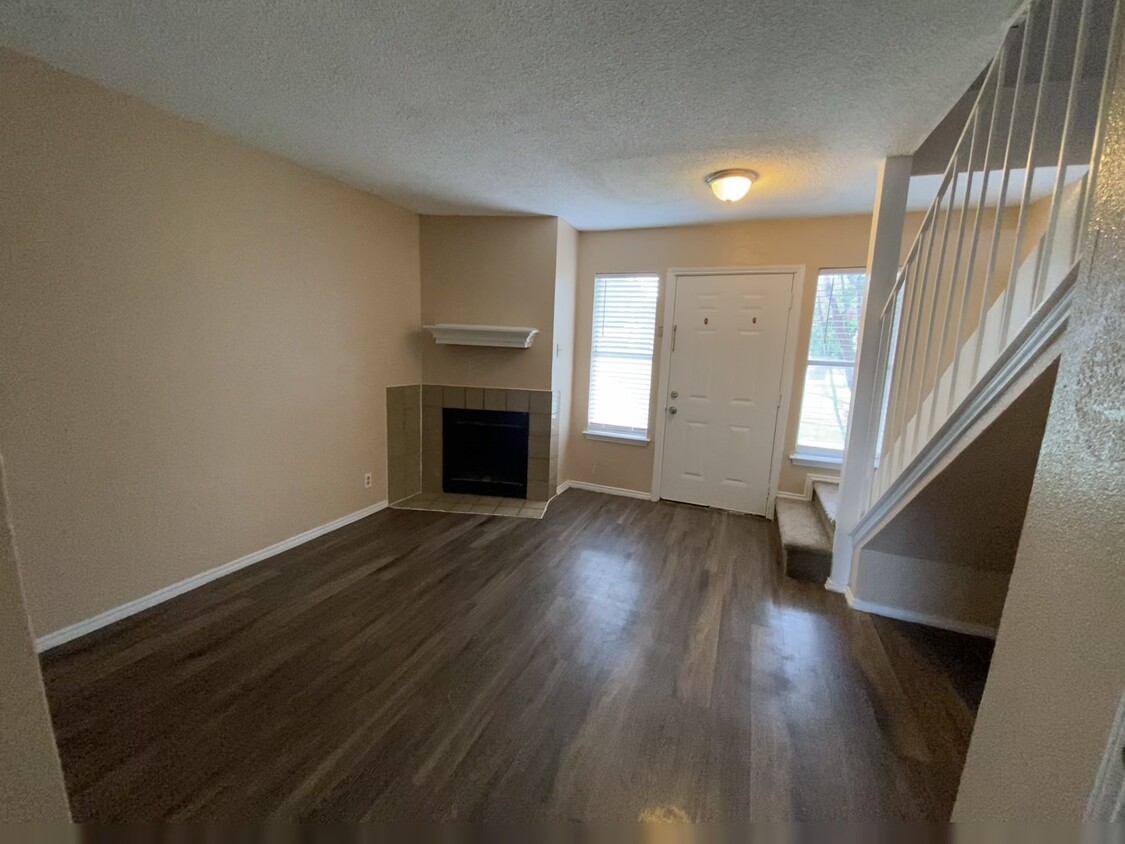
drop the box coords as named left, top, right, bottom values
left=0, top=0, right=1022, bottom=230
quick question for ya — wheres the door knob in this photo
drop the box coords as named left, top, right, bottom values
left=668, top=406, right=678, bottom=415
left=670, top=391, right=679, bottom=399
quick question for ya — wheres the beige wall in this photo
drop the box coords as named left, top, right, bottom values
left=860, top=184, right=1080, bottom=460
left=569, top=214, right=924, bottom=495
left=877, top=203, right=1035, bottom=450
left=420, top=216, right=559, bottom=390
left=954, top=34, right=1125, bottom=818
left=0, top=453, right=70, bottom=821
left=852, top=550, right=1012, bottom=632
left=552, top=220, right=578, bottom=484
left=0, top=50, right=422, bottom=636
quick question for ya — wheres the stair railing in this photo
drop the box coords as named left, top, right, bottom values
left=859, top=0, right=1120, bottom=518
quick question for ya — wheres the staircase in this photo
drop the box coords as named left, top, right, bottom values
left=777, top=481, right=838, bottom=581
left=829, top=0, right=1119, bottom=612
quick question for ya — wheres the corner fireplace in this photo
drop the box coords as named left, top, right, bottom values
left=442, top=408, right=529, bottom=498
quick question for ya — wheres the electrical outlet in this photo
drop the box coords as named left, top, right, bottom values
left=363, top=472, right=372, bottom=489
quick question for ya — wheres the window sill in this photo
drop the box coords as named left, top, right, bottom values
left=584, top=430, right=651, bottom=446
left=790, top=451, right=843, bottom=469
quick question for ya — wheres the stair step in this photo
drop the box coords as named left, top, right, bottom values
left=812, top=481, right=839, bottom=535
left=776, top=498, right=832, bottom=583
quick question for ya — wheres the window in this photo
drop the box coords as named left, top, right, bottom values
left=587, top=274, right=660, bottom=443
left=795, top=270, right=867, bottom=458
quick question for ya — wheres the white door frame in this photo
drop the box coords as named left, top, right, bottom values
left=651, top=265, right=806, bottom=518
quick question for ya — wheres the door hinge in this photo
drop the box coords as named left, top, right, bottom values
left=671, top=324, right=678, bottom=352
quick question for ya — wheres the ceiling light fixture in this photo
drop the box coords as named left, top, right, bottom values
left=705, top=169, right=758, bottom=203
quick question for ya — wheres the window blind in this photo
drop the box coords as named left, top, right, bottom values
left=588, top=274, right=659, bottom=437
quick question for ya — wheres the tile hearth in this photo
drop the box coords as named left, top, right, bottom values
left=391, top=492, right=549, bottom=519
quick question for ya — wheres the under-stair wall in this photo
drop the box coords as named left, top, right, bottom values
left=847, top=361, right=1057, bottom=635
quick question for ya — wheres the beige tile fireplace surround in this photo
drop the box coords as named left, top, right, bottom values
left=386, top=384, right=560, bottom=505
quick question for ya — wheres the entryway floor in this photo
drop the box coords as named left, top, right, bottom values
left=391, top=491, right=549, bottom=518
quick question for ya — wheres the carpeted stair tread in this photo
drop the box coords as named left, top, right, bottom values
left=812, top=480, right=839, bottom=536
left=776, top=498, right=832, bottom=551
left=776, top=498, right=833, bottom=583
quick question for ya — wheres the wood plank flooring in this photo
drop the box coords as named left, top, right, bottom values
left=40, top=489, right=993, bottom=821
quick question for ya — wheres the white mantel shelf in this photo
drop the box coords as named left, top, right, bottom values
left=424, top=324, right=539, bottom=349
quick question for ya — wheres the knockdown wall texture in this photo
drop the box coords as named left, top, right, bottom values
left=0, top=50, right=422, bottom=637
left=954, top=31, right=1125, bottom=818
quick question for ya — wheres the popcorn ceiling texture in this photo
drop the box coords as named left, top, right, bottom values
left=0, top=0, right=1019, bottom=229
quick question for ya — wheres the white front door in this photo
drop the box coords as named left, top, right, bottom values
left=659, top=272, right=793, bottom=515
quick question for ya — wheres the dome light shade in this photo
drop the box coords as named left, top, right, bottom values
left=705, top=169, right=758, bottom=202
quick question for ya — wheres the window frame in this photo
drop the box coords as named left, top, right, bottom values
left=584, top=272, right=660, bottom=445
left=793, top=268, right=868, bottom=462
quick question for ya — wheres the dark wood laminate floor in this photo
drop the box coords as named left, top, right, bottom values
left=41, top=489, right=993, bottom=821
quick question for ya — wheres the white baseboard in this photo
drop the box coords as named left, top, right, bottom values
left=35, top=500, right=389, bottom=653
left=774, top=491, right=807, bottom=502
left=844, top=586, right=997, bottom=639
left=565, top=480, right=651, bottom=500
left=780, top=473, right=842, bottom=502
left=824, top=577, right=848, bottom=594
left=555, top=480, right=571, bottom=495
left=804, top=473, right=841, bottom=499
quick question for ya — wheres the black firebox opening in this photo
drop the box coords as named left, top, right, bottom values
left=442, top=408, right=529, bottom=498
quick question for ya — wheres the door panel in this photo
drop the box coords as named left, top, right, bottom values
left=659, top=272, right=792, bottom=514
left=689, top=329, right=716, bottom=399
left=683, top=421, right=707, bottom=479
